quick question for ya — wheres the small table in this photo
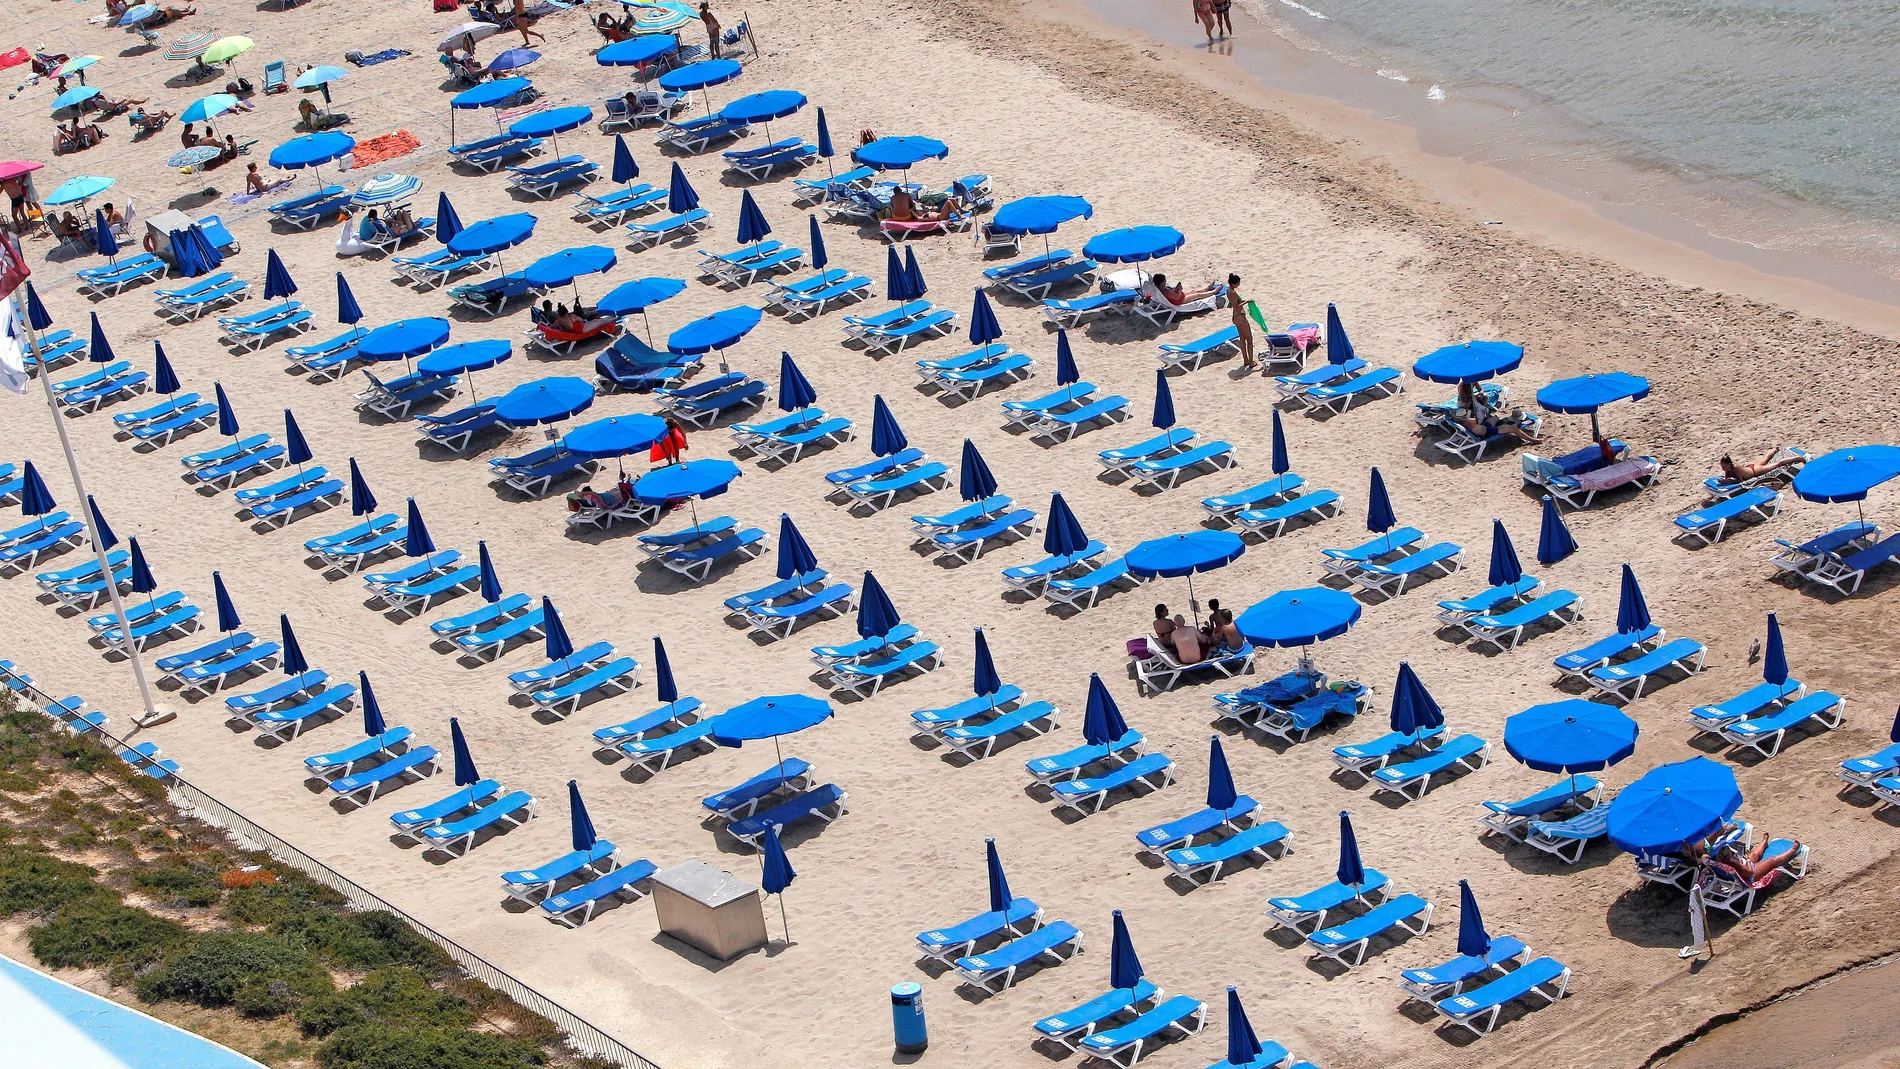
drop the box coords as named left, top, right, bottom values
left=649, top=860, right=767, bottom=961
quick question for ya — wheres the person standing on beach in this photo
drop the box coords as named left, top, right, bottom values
left=700, top=2, right=723, bottom=59
left=512, top=0, right=546, bottom=46
left=1227, top=273, right=1256, bottom=369
left=1213, top=0, right=1234, bottom=39
left=1191, top=0, right=1215, bottom=45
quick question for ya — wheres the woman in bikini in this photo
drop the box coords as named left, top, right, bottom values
left=1227, top=273, right=1255, bottom=369
left=1212, top=0, right=1234, bottom=39
left=1190, top=0, right=1216, bottom=44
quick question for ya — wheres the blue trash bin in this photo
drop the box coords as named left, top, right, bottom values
left=891, top=981, right=927, bottom=1054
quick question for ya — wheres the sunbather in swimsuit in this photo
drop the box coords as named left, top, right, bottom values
left=1717, top=448, right=1803, bottom=484
left=889, top=188, right=963, bottom=224
left=1687, top=823, right=1802, bottom=883
left=1212, top=0, right=1234, bottom=37
left=1191, top=0, right=1215, bottom=43
left=1227, top=274, right=1256, bottom=368
left=1149, top=273, right=1217, bottom=307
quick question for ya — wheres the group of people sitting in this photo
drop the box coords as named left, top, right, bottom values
left=530, top=299, right=614, bottom=335
left=179, top=122, right=243, bottom=163
left=1453, top=381, right=1542, bottom=444
left=562, top=418, right=691, bottom=514
left=1146, top=600, right=1243, bottom=666
left=50, top=202, right=124, bottom=248
left=593, top=8, right=643, bottom=41
left=55, top=117, right=110, bottom=153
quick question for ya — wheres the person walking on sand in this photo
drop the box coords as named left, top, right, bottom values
left=512, top=0, right=546, bottom=46
left=700, top=1, right=723, bottom=58
left=1227, top=273, right=1256, bottom=369
left=1191, top=0, right=1215, bottom=44
left=1213, top=0, right=1234, bottom=39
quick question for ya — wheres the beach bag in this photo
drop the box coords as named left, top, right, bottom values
left=434, top=0, right=459, bottom=9
left=1126, top=638, right=1152, bottom=659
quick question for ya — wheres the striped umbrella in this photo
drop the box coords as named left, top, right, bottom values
left=165, top=32, right=218, bottom=61
left=352, top=173, right=422, bottom=207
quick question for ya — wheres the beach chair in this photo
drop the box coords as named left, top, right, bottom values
left=1432, top=957, right=1570, bottom=1038
left=1585, top=637, right=1705, bottom=701
left=1133, top=280, right=1227, bottom=326
left=454, top=605, right=548, bottom=662
left=1001, top=381, right=1096, bottom=430
left=952, top=920, right=1082, bottom=993
left=661, top=115, right=748, bottom=153
left=1461, top=590, right=1583, bottom=651
left=276, top=192, right=351, bottom=231
left=842, top=462, right=951, bottom=510
left=181, top=433, right=273, bottom=473
left=985, top=250, right=1074, bottom=283
left=512, top=160, right=599, bottom=200
left=1298, top=366, right=1404, bottom=415
left=1230, top=490, right=1341, bottom=539
left=327, top=746, right=438, bottom=809
left=1348, top=542, right=1463, bottom=599
left=76, top=254, right=166, bottom=297
left=1838, top=742, right=1900, bottom=791
left=1001, top=541, right=1109, bottom=595
left=262, top=60, right=286, bottom=93
left=841, top=299, right=932, bottom=339
left=625, top=207, right=713, bottom=250
left=1162, top=821, right=1292, bottom=884
left=195, top=445, right=288, bottom=491
left=1133, top=796, right=1256, bottom=855
left=1050, top=752, right=1175, bottom=815
left=1026, top=395, right=1129, bottom=442
left=1127, top=441, right=1236, bottom=491
left=460, top=136, right=543, bottom=172
left=1210, top=667, right=1328, bottom=730
left=1133, top=641, right=1254, bottom=694
left=1031, top=982, right=1172, bottom=1055
left=172, top=639, right=282, bottom=697
left=654, top=528, right=767, bottom=582
left=1002, top=259, right=1101, bottom=301
left=1551, top=623, right=1664, bottom=680
left=1703, top=448, right=1808, bottom=498
left=1399, top=936, right=1532, bottom=1003
left=60, top=370, right=148, bottom=414
left=223, top=671, right=328, bottom=717
left=791, top=166, right=876, bottom=205
left=1022, top=728, right=1142, bottom=783
left=729, top=143, right=817, bottom=182
left=936, top=701, right=1059, bottom=759
left=112, top=395, right=202, bottom=431
left=859, top=309, right=957, bottom=354
left=1672, top=487, right=1783, bottom=545
left=1433, top=576, right=1542, bottom=626
left=917, top=898, right=1044, bottom=969
left=1687, top=679, right=1806, bottom=737
left=405, top=254, right=493, bottom=292
left=576, top=185, right=667, bottom=226
left=1478, top=777, right=1601, bottom=842
left=925, top=509, right=1036, bottom=563
left=389, top=779, right=507, bottom=844
left=0, top=521, right=83, bottom=573
left=749, top=417, right=855, bottom=463
left=1098, top=428, right=1197, bottom=475
left=1803, top=533, right=1900, bottom=595
left=96, top=603, right=201, bottom=652
left=668, top=381, right=768, bottom=429
left=826, top=642, right=942, bottom=698
left=933, top=353, right=1034, bottom=403
left=910, top=686, right=1026, bottom=735
left=449, top=272, right=535, bottom=317
left=428, top=592, right=532, bottom=641
left=537, top=859, right=659, bottom=927
left=417, top=791, right=536, bottom=856
left=725, top=783, right=848, bottom=849
left=1545, top=455, right=1663, bottom=509
left=744, top=584, right=853, bottom=639
left=126, top=403, right=219, bottom=447
left=1044, top=556, right=1143, bottom=611
left=1698, top=839, right=1810, bottom=917
left=1369, top=733, right=1489, bottom=800
left=1318, top=528, right=1427, bottom=577
left=700, top=758, right=814, bottom=820
left=1716, top=691, right=1844, bottom=757
left=244, top=683, right=356, bottom=743
left=315, top=523, right=410, bottom=575
left=590, top=698, right=704, bottom=758
left=1252, top=685, right=1368, bottom=745
left=247, top=479, right=345, bottom=529
left=1263, top=870, right=1391, bottom=934
left=1768, top=521, right=1880, bottom=577
left=1306, top=893, right=1432, bottom=969
left=1156, top=326, right=1241, bottom=372
left=810, top=624, right=918, bottom=666
left=1076, top=996, right=1206, bottom=1067
left=1042, top=288, right=1138, bottom=328
left=1201, top=474, right=1306, bottom=523
left=1522, top=804, right=1614, bottom=863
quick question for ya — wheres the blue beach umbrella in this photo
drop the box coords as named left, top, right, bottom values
left=1147, top=373, right=1178, bottom=435
left=658, top=56, right=743, bottom=94
left=869, top=395, right=907, bottom=457
left=1054, top=329, right=1079, bottom=387
left=598, top=34, right=678, bottom=66
left=903, top=246, right=927, bottom=298
left=86, top=496, right=118, bottom=550
left=358, top=317, right=451, bottom=366
left=509, top=105, right=593, bottom=159
left=449, top=77, right=533, bottom=141
left=1325, top=303, right=1354, bottom=365
left=493, top=376, right=595, bottom=427
left=666, top=307, right=763, bottom=362
left=1506, top=699, right=1638, bottom=775
left=1537, top=371, right=1650, bottom=439
left=777, top=351, right=816, bottom=412
left=1205, top=735, right=1237, bottom=811
left=1082, top=226, right=1184, bottom=274
left=984, top=839, right=1013, bottom=912
left=1456, top=881, right=1492, bottom=958
left=1413, top=340, right=1524, bottom=384
left=1127, top=530, right=1244, bottom=580
left=719, top=89, right=806, bottom=141
left=51, top=86, right=101, bottom=112
left=435, top=192, right=463, bottom=244
left=806, top=213, right=828, bottom=271
left=884, top=245, right=917, bottom=302
left=127, top=538, right=156, bottom=600
left=1269, top=409, right=1290, bottom=475
left=488, top=48, right=541, bottom=73
left=19, top=461, right=54, bottom=517
left=611, top=134, right=638, bottom=186
left=711, top=693, right=834, bottom=747
left=1888, top=705, right=1900, bottom=746
left=967, top=288, right=1003, bottom=346
left=449, top=717, right=479, bottom=785
left=667, top=161, right=700, bottom=214
left=1237, top=587, right=1363, bottom=650
left=447, top=213, right=538, bottom=269
left=1606, top=756, right=1742, bottom=856
left=857, top=570, right=900, bottom=639
left=653, top=635, right=678, bottom=706
left=88, top=313, right=114, bottom=365
left=43, top=176, right=114, bottom=207
left=1389, top=662, right=1445, bottom=737
left=815, top=106, right=834, bottom=171
left=209, top=571, right=239, bottom=632
left=1616, top=563, right=1651, bottom=634
left=972, top=627, right=1000, bottom=699
left=347, top=457, right=376, bottom=515
left=1044, top=491, right=1088, bottom=557
left=855, top=135, right=949, bottom=170
left=93, top=209, right=118, bottom=260
left=992, top=195, right=1093, bottom=235
left=1366, top=467, right=1396, bottom=535
left=119, top=4, right=159, bottom=25
left=1488, top=519, right=1523, bottom=587
left=776, top=513, right=819, bottom=579
left=417, top=340, right=512, bottom=401
left=597, top=276, right=686, bottom=317
left=404, top=498, right=435, bottom=557
left=269, top=131, right=355, bottom=172
left=559, top=782, right=597, bottom=859
left=284, top=410, right=313, bottom=468
left=1537, top=494, right=1578, bottom=564
left=279, top=614, right=310, bottom=676
left=25, top=283, right=52, bottom=329
left=359, top=672, right=385, bottom=736
left=152, top=342, right=180, bottom=395
left=632, top=458, right=742, bottom=503
left=540, top=596, right=574, bottom=661
left=1108, top=911, right=1143, bottom=990
left=1792, top=445, right=1900, bottom=504
left=958, top=439, right=998, bottom=501
left=214, top=382, right=239, bottom=437
left=1081, top=673, right=1130, bottom=746
left=335, top=273, right=362, bottom=325
left=1337, top=811, right=1366, bottom=886
left=1761, top=613, right=1788, bottom=686
left=562, top=414, right=668, bottom=467
left=524, top=245, right=617, bottom=293
left=1225, top=988, right=1264, bottom=1067
left=477, top=541, right=501, bottom=603
left=181, top=93, right=238, bottom=125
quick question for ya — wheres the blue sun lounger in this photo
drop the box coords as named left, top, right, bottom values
left=59, top=371, right=149, bottom=414
left=910, top=686, right=1026, bottom=734
left=1673, top=486, right=1782, bottom=546
left=1005, top=259, right=1101, bottom=300
left=669, top=381, right=768, bottom=429
left=1076, top=995, right=1206, bottom=1067
left=764, top=267, right=850, bottom=305
left=538, top=859, right=659, bottom=927
left=1841, top=742, right=1900, bottom=790
left=730, top=143, right=817, bottom=181
left=80, top=588, right=179, bottom=624
left=1478, top=776, right=1602, bottom=842
left=77, top=254, right=167, bottom=296
left=827, top=642, right=943, bottom=698
left=750, top=419, right=855, bottom=463
left=843, top=462, right=951, bottom=510
left=153, top=630, right=253, bottom=676
left=936, top=354, right=1034, bottom=403
left=919, top=898, right=1044, bottom=965
left=1002, top=540, right=1108, bottom=595
left=53, top=359, right=132, bottom=395
left=1157, top=326, right=1242, bottom=372
left=1248, top=685, right=1367, bottom=745
left=743, top=583, right=853, bottom=638
left=509, top=641, right=616, bottom=691
left=428, top=593, right=531, bottom=641
left=530, top=657, right=639, bottom=718
left=1264, top=869, right=1391, bottom=933
left=926, top=509, right=1036, bottom=563
left=1134, top=796, right=1258, bottom=856
left=99, top=605, right=201, bottom=653
left=1804, top=532, right=1900, bottom=595
left=1307, top=893, right=1432, bottom=968
left=701, top=758, right=814, bottom=819
left=1126, top=441, right=1237, bottom=491
left=461, top=137, right=542, bottom=172
left=1051, top=752, right=1175, bottom=815
left=0, top=522, right=84, bottom=573
left=317, top=526, right=410, bottom=574
left=1349, top=542, right=1464, bottom=599
left=1586, top=637, right=1705, bottom=701
left=454, top=606, right=547, bottom=661
left=625, top=208, right=713, bottom=249
left=224, top=671, right=328, bottom=716
left=824, top=450, right=924, bottom=489
left=1, top=513, right=70, bottom=546
left=382, top=566, right=482, bottom=618
left=417, top=790, right=536, bottom=856
left=662, top=116, right=747, bottom=153
left=861, top=309, right=957, bottom=355
left=1318, top=528, right=1426, bottom=577
left=576, top=185, right=665, bottom=225
left=725, top=783, right=848, bottom=849
left=512, top=161, right=599, bottom=199
left=1023, top=728, right=1141, bottom=783
left=48, top=563, right=133, bottom=609
left=778, top=275, right=872, bottom=319
left=1298, top=366, right=1404, bottom=415
left=40, top=548, right=128, bottom=592
left=792, top=165, right=876, bottom=204
left=329, top=746, right=439, bottom=808
left=937, top=701, right=1060, bottom=759
left=174, top=640, right=281, bottom=697
left=1099, top=428, right=1197, bottom=475
left=111, top=394, right=202, bottom=430
left=234, top=465, right=328, bottom=506
left=593, top=699, right=704, bottom=755
left=1432, top=956, right=1570, bottom=1037
left=285, top=327, right=368, bottom=380
left=248, top=479, right=344, bottom=528
left=1551, top=623, right=1663, bottom=679
left=953, top=919, right=1082, bottom=992
left=1370, top=734, right=1489, bottom=800
left=194, top=445, right=288, bottom=491
left=390, top=779, right=505, bottom=842
left=912, top=494, right=1011, bottom=532
left=128, top=403, right=219, bottom=445
left=365, top=550, right=463, bottom=593
left=245, top=683, right=356, bottom=743
left=1398, top=936, right=1532, bottom=1002
left=1164, top=821, right=1292, bottom=884
left=1273, top=357, right=1369, bottom=401
left=810, top=624, right=917, bottom=666
left=1002, top=381, right=1096, bottom=430
left=1043, top=556, right=1142, bottom=611
left=842, top=299, right=931, bottom=338
left=1688, top=679, right=1805, bottom=736
left=1717, top=690, right=1844, bottom=757
left=619, top=720, right=717, bottom=773
left=1434, top=576, right=1542, bottom=625
left=1767, top=521, right=1880, bottom=577
left=1200, top=474, right=1306, bottom=523
left=1032, top=979, right=1162, bottom=1052
left=1462, top=590, right=1583, bottom=651
left=305, top=728, right=414, bottom=780
left=1233, top=490, right=1341, bottom=539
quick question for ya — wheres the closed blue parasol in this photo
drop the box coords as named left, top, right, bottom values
left=93, top=209, right=118, bottom=260
left=855, top=135, right=949, bottom=170
left=269, top=131, right=355, bottom=170
left=597, top=276, right=686, bottom=317
left=807, top=213, right=827, bottom=271
left=815, top=106, right=833, bottom=162
left=540, top=596, right=574, bottom=661
left=524, top=245, right=617, bottom=290
left=1337, top=811, right=1365, bottom=886
left=1488, top=519, right=1524, bottom=586
left=449, top=717, right=480, bottom=785
left=857, top=570, right=901, bottom=639
left=1456, top=880, right=1492, bottom=958
left=1151, top=369, right=1175, bottom=429
left=127, top=538, right=156, bottom=598
left=1083, top=225, right=1184, bottom=263
left=487, top=48, right=541, bottom=73
left=86, top=497, right=117, bottom=550
left=285, top=410, right=313, bottom=467
left=612, top=134, right=638, bottom=185
left=633, top=458, right=742, bottom=503
left=1236, top=587, right=1363, bottom=647
left=667, top=306, right=762, bottom=356
left=884, top=245, right=918, bottom=302
left=1606, top=756, right=1741, bottom=856
left=88, top=313, right=114, bottom=365
left=1413, top=340, right=1524, bottom=383
left=736, top=189, right=771, bottom=246
left=869, top=395, right=907, bottom=456
left=493, top=376, right=595, bottom=427
left=1537, top=371, right=1650, bottom=438
left=18, top=462, right=54, bottom=519
left=903, top=246, right=927, bottom=296
left=404, top=498, right=435, bottom=557
left=1044, top=491, right=1088, bottom=557
left=358, top=317, right=451, bottom=362
left=1762, top=612, right=1788, bottom=686
left=566, top=780, right=597, bottom=851
left=958, top=439, right=998, bottom=501
left=1791, top=445, right=1900, bottom=503
left=279, top=614, right=310, bottom=676
left=972, top=627, right=1000, bottom=699
left=1537, top=494, right=1578, bottom=564
left=652, top=635, right=678, bottom=705
left=347, top=457, right=376, bottom=515
left=1389, top=662, right=1445, bottom=736
left=1270, top=408, right=1290, bottom=475
left=335, top=273, right=362, bottom=325
left=1366, top=467, right=1396, bottom=534
left=760, top=825, right=795, bottom=901
left=967, top=287, right=1003, bottom=346
left=152, top=342, right=180, bottom=395
left=777, top=350, right=816, bottom=412
left=25, top=283, right=52, bottom=329
left=477, top=541, right=502, bottom=603
left=1506, top=699, right=1638, bottom=773
left=984, top=838, right=1013, bottom=912
left=711, top=693, right=834, bottom=747
left=1054, top=328, right=1079, bottom=386
left=1205, top=735, right=1237, bottom=810
left=213, top=382, right=239, bottom=437
left=1081, top=673, right=1130, bottom=746
left=1325, top=303, right=1354, bottom=365
left=598, top=34, right=678, bottom=66
left=359, top=672, right=385, bottom=736
left=1616, top=563, right=1651, bottom=634
left=447, top=213, right=538, bottom=258
left=1225, top=988, right=1264, bottom=1067
left=435, top=192, right=464, bottom=243
left=776, top=513, right=819, bottom=579
left=667, top=161, right=700, bottom=213
left=1108, top=911, right=1143, bottom=990
left=416, top=340, right=512, bottom=400
left=562, top=414, right=668, bottom=460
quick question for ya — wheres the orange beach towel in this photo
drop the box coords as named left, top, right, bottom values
left=349, top=129, right=422, bottom=169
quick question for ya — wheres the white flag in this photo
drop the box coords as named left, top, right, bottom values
left=0, top=298, right=27, bottom=395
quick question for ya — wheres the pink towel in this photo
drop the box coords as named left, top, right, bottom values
left=1575, top=457, right=1659, bottom=492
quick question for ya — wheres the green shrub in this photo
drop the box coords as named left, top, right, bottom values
left=29, top=896, right=189, bottom=968
left=133, top=865, right=223, bottom=908
left=318, top=1026, right=547, bottom=1069
left=0, top=846, right=105, bottom=915
left=235, top=978, right=301, bottom=1018
left=270, top=908, right=446, bottom=972
left=299, top=967, right=472, bottom=1038
left=138, top=932, right=324, bottom=1008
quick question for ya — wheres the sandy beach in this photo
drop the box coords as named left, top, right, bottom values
left=2, top=0, right=1899, bottom=1067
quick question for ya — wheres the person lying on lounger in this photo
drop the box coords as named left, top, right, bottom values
left=888, top=188, right=964, bottom=224
left=1686, top=823, right=1802, bottom=883
left=1716, top=448, right=1803, bottom=485
left=1148, top=273, right=1218, bottom=307
left=128, top=106, right=174, bottom=133
left=145, top=6, right=197, bottom=27
left=1459, top=401, right=1541, bottom=444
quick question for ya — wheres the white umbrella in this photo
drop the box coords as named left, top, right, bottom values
left=436, top=22, right=501, bottom=53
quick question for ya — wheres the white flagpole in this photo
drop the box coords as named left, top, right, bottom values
left=11, top=287, right=165, bottom=727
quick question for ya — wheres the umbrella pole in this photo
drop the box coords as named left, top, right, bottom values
left=642, top=311, right=654, bottom=346
left=773, top=735, right=786, bottom=787
left=777, top=893, right=791, bottom=944
left=1186, top=573, right=1201, bottom=628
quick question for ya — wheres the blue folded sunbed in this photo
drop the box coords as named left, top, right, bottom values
left=306, top=727, right=413, bottom=779
left=1076, top=995, right=1206, bottom=1065
left=538, top=859, right=659, bottom=927
left=917, top=898, right=1044, bottom=964
left=391, top=778, right=505, bottom=841
left=246, top=683, right=356, bottom=742
left=1051, top=752, right=1175, bottom=815
left=1307, top=892, right=1432, bottom=968
left=329, top=746, right=439, bottom=808
left=1478, top=776, right=1601, bottom=842
left=1370, top=733, right=1490, bottom=800
left=952, top=919, right=1082, bottom=992
left=1399, top=935, right=1531, bottom=1002
left=1432, top=956, right=1570, bottom=1037
left=1031, top=978, right=1160, bottom=1052
left=1264, top=870, right=1392, bottom=933
left=700, top=757, right=814, bottom=819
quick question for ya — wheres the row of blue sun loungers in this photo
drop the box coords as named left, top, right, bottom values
left=52, top=360, right=148, bottom=414
left=722, top=136, right=820, bottom=181
left=729, top=406, right=856, bottom=464
left=75, top=252, right=168, bottom=297
left=572, top=182, right=669, bottom=226
left=761, top=266, right=873, bottom=319
left=841, top=299, right=959, bottom=355
left=697, top=238, right=806, bottom=287
left=506, top=153, right=600, bottom=199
